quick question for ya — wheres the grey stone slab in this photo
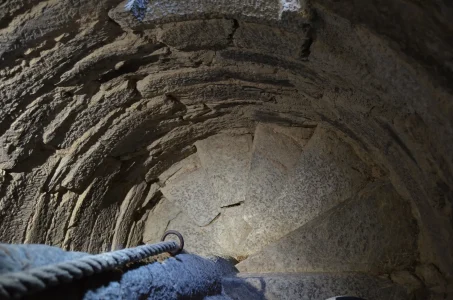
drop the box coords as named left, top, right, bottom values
left=207, top=205, right=253, bottom=257
left=112, top=182, right=148, bottom=250
left=143, top=198, right=182, bottom=244
left=110, top=0, right=308, bottom=31
left=243, top=123, right=314, bottom=230
left=243, top=126, right=369, bottom=253
left=237, top=181, right=418, bottom=274
left=234, top=22, right=309, bottom=58
left=158, top=19, right=234, bottom=51
left=222, top=273, right=409, bottom=300
left=161, top=154, right=220, bottom=226
left=165, top=209, right=225, bottom=257
left=196, top=134, right=253, bottom=208
left=159, top=154, right=199, bottom=185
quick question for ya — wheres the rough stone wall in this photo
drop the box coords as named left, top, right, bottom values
left=0, top=0, right=452, bottom=282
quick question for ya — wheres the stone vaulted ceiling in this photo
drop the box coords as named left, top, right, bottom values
left=0, top=0, right=452, bottom=280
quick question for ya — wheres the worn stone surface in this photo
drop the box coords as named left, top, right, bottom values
left=111, top=182, right=149, bottom=250
left=243, top=126, right=368, bottom=252
left=237, top=181, right=418, bottom=274
left=0, top=0, right=452, bottom=283
left=157, top=19, right=235, bottom=51
left=222, top=273, right=409, bottom=300
left=243, top=123, right=314, bottom=230
left=143, top=198, right=182, bottom=244
left=234, top=22, right=310, bottom=58
left=0, top=154, right=61, bottom=243
left=161, top=154, right=220, bottom=226
left=165, top=209, right=225, bottom=257
left=62, top=159, right=122, bottom=252
left=196, top=134, right=252, bottom=207
left=144, top=198, right=251, bottom=258
left=207, top=205, right=253, bottom=257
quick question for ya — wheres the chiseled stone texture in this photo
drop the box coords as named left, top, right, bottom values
left=222, top=273, right=409, bottom=300
left=161, top=154, right=220, bottom=226
left=243, top=126, right=368, bottom=253
left=111, top=182, right=149, bottom=250
left=157, top=19, right=235, bottom=51
left=237, top=181, right=418, bottom=274
left=243, top=123, right=314, bottom=230
left=234, top=22, right=310, bottom=58
left=390, top=270, right=423, bottom=294
left=196, top=133, right=253, bottom=207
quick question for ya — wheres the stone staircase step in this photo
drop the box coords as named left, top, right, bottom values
left=222, top=273, right=409, bottom=300
left=143, top=198, right=252, bottom=257
left=207, top=204, right=252, bottom=257
left=196, top=134, right=253, bottom=207
left=243, top=127, right=369, bottom=253
left=236, top=181, right=418, bottom=274
left=243, top=123, right=314, bottom=229
left=161, top=154, right=219, bottom=226
left=144, top=197, right=226, bottom=256
left=143, top=198, right=182, bottom=245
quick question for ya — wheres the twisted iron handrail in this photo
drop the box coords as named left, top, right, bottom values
left=0, top=231, right=184, bottom=299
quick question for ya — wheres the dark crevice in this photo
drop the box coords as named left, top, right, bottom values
left=132, top=190, right=163, bottom=223
left=227, top=18, right=240, bottom=45
left=208, top=100, right=265, bottom=110
left=221, top=201, right=244, bottom=208
left=300, top=23, right=314, bottom=58
left=107, top=14, right=124, bottom=30
left=202, top=212, right=221, bottom=227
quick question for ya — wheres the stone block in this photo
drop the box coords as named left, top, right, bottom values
left=158, top=19, right=234, bottom=51
left=196, top=134, right=253, bottom=207
left=161, top=154, right=220, bottom=226
left=237, top=181, right=419, bottom=274
left=243, top=123, right=313, bottom=229
left=243, top=126, right=369, bottom=252
left=234, top=22, right=308, bottom=58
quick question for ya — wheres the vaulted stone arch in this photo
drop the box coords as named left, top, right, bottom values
left=0, top=1, right=452, bottom=297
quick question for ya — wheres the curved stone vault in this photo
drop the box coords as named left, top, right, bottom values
left=0, top=0, right=452, bottom=298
